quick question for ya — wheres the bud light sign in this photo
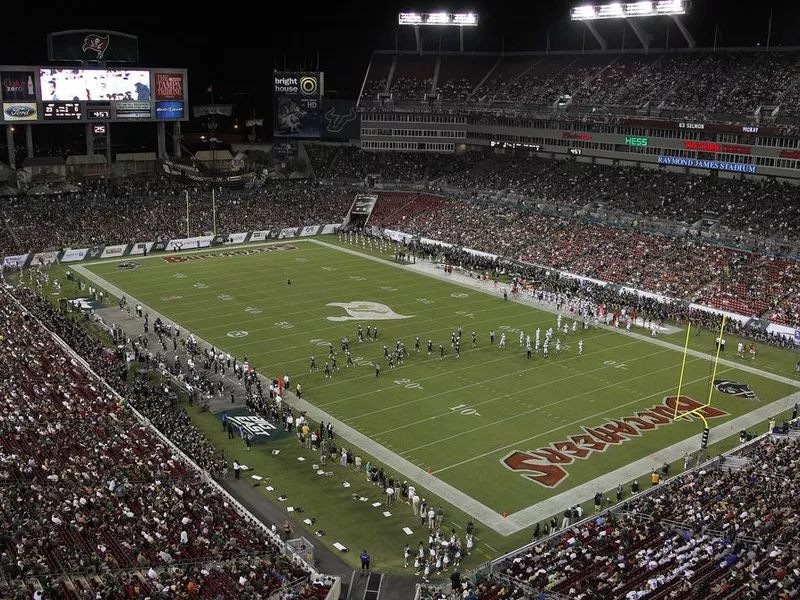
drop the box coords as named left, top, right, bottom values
left=155, top=101, right=184, bottom=120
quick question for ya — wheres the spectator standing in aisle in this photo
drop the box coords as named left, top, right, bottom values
left=360, top=549, right=370, bottom=571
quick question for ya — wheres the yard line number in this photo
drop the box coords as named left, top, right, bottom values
left=603, top=360, right=628, bottom=370
left=449, top=404, right=481, bottom=417
left=394, top=377, right=424, bottom=390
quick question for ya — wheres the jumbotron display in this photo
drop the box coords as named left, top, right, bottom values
left=0, top=65, right=188, bottom=123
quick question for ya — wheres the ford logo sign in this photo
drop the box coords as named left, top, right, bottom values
left=4, top=105, right=35, bottom=118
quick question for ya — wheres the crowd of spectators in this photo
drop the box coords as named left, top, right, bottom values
left=308, top=146, right=427, bottom=182
left=421, top=435, right=800, bottom=600
left=0, top=287, right=332, bottom=599
left=0, top=177, right=354, bottom=254
left=497, top=436, right=800, bottom=599
left=364, top=49, right=800, bottom=115
left=378, top=230, right=795, bottom=346
left=309, top=150, right=800, bottom=240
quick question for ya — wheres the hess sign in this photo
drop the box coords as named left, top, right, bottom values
left=625, top=136, right=649, bottom=147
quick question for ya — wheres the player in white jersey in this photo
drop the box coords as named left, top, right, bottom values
left=519, top=331, right=524, bottom=347
left=626, top=318, right=632, bottom=332
left=535, top=328, right=541, bottom=343
left=737, top=342, right=744, bottom=358
left=563, top=324, right=569, bottom=336
left=594, top=315, right=600, bottom=328
left=499, top=333, right=506, bottom=348
left=543, top=341, right=549, bottom=357
left=556, top=339, right=562, bottom=354
left=546, top=328, right=553, bottom=341
left=578, top=340, right=584, bottom=355
left=526, top=334, right=531, bottom=349
left=557, top=314, right=563, bottom=329
left=572, top=321, right=577, bottom=334
left=535, top=338, right=540, bottom=353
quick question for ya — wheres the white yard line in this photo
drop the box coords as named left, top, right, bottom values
left=322, top=337, right=645, bottom=411
left=310, top=239, right=800, bottom=389
left=504, top=389, right=800, bottom=532
left=72, top=239, right=800, bottom=536
left=390, top=354, right=703, bottom=451
left=434, top=367, right=734, bottom=476
left=363, top=345, right=676, bottom=433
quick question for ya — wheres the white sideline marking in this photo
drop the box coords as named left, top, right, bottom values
left=72, top=239, right=800, bottom=537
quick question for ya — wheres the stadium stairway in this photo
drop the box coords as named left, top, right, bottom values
left=717, top=455, right=750, bottom=472
left=346, top=571, right=415, bottom=600
left=1, top=213, right=21, bottom=253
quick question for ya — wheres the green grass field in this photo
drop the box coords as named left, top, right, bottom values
left=65, top=237, right=800, bottom=572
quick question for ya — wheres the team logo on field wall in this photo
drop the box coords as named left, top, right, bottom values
left=326, top=301, right=414, bottom=322
left=501, top=396, right=730, bottom=488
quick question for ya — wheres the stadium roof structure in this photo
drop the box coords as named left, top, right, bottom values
left=570, top=0, right=694, bottom=50
left=398, top=12, right=479, bottom=53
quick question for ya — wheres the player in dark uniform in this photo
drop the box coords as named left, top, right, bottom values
left=366, top=326, right=372, bottom=340
left=455, top=340, right=461, bottom=358
left=490, top=330, right=495, bottom=344
left=346, top=351, right=354, bottom=367
left=415, top=337, right=420, bottom=353
left=427, top=339, right=433, bottom=355
left=310, top=356, right=318, bottom=371
left=324, top=362, right=331, bottom=378
left=472, top=331, right=477, bottom=348
left=439, top=344, right=445, bottom=360
left=374, top=327, right=379, bottom=340
left=358, top=325, right=364, bottom=342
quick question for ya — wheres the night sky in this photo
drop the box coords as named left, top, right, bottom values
left=0, top=0, right=796, bottom=141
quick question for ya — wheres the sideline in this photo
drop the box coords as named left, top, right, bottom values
left=73, top=239, right=799, bottom=535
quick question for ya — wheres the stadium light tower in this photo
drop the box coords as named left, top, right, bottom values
left=570, top=0, right=694, bottom=51
left=398, top=12, right=479, bottom=53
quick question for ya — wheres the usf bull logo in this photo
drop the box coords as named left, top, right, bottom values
left=82, top=33, right=110, bottom=59
left=326, top=301, right=413, bottom=322
left=324, top=106, right=357, bottom=133
left=714, top=379, right=759, bottom=400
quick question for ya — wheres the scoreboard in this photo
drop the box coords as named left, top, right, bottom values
left=0, top=66, right=189, bottom=123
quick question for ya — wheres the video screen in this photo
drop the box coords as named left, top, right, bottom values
left=39, top=69, right=151, bottom=102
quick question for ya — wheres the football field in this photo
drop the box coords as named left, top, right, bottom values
left=79, top=238, right=799, bottom=527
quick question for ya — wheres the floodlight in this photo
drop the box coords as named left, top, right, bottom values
left=570, top=0, right=686, bottom=20
left=398, top=12, right=423, bottom=24
left=398, top=11, right=479, bottom=26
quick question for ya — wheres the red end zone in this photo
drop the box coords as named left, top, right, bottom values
left=501, top=396, right=729, bottom=488
left=162, top=244, right=297, bottom=263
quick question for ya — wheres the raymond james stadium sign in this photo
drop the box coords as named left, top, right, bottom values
left=501, top=396, right=729, bottom=488
left=657, top=155, right=756, bottom=173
